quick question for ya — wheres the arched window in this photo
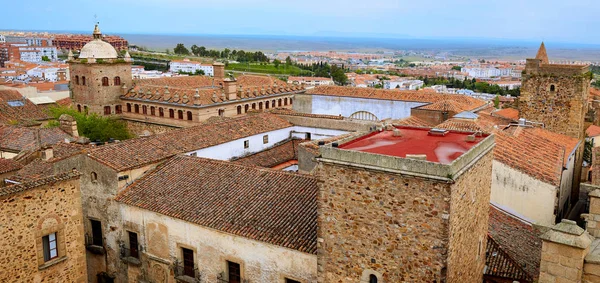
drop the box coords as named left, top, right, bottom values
left=77, top=104, right=82, bottom=112
left=75, top=75, right=79, bottom=85
left=159, top=108, right=164, bottom=117
left=82, top=76, right=86, bottom=86
left=178, top=110, right=184, bottom=120
left=126, top=103, right=131, bottom=112
left=259, top=102, right=263, bottom=110
left=278, top=99, right=282, bottom=107
left=252, top=103, right=256, bottom=110
left=272, top=100, right=276, bottom=108
left=245, top=104, right=249, bottom=113
left=102, top=77, right=109, bottom=86
left=218, top=109, right=225, bottom=117
left=142, top=105, right=148, bottom=115
left=150, top=106, right=155, bottom=116
left=289, top=98, right=293, bottom=105
left=91, top=172, right=98, bottom=182
left=114, top=76, right=121, bottom=86
left=550, top=85, right=556, bottom=92
left=265, top=101, right=270, bottom=109
left=369, top=274, right=377, bottom=283
left=115, top=105, right=122, bottom=114
left=134, top=104, right=139, bottom=113
left=187, top=111, right=193, bottom=120
left=104, top=106, right=111, bottom=115
left=237, top=105, right=242, bottom=115
left=284, top=98, right=288, bottom=105
left=169, top=109, right=175, bottom=118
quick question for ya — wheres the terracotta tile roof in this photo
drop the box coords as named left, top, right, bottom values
left=436, top=119, right=484, bottom=132
left=233, top=139, right=304, bottom=168
left=487, top=204, right=542, bottom=281
left=417, top=100, right=468, bottom=113
left=49, top=142, right=87, bottom=162
left=10, top=160, right=54, bottom=182
left=268, top=109, right=344, bottom=120
left=527, top=127, right=579, bottom=166
left=485, top=236, right=533, bottom=282
left=0, top=170, right=80, bottom=198
left=124, top=75, right=304, bottom=107
left=587, top=125, right=600, bottom=137
left=0, top=125, right=72, bottom=152
left=0, top=90, right=52, bottom=124
left=390, top=116, right=436, bottom=128
left=494, top=127, right=566, bottom=186
left=493, top=108, right=519, bottom=120
left=0, top=158, right=23, bottom=174
left=87, top=113, right=293, bottom=171
left=56, top=97, right=73, bottom=107
left=116, top=155, right=318, bottom=254
left=306, top=86, right=488, bottom=111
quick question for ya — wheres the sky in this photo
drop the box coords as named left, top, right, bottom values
left=2, top=0, right=600, bottom=44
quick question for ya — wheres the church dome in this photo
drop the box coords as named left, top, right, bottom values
left=78, top=24, right=119, bottom=59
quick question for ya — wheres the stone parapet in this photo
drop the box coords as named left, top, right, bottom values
left=318, top=132, right=495, bottom=181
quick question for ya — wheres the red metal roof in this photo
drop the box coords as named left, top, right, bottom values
left=339, top=126, right=487, bottom=164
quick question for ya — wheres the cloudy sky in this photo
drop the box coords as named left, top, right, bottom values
left=2, top=0, right=599, bottom=44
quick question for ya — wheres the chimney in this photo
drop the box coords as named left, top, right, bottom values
left=194, top=89, right=201, bottom=105
left=213, top=62, right=225, bottom=80
left=223, top=78, right=237, bottom=100
left=212, top=91, right=218, bottom=102
left=59, top=114, right=79, bottom=137
left=41, top=146, right=54, bottom=161
left=392, top=128, right=402, bottom=137
left=518, top=118, right=526, bottom=126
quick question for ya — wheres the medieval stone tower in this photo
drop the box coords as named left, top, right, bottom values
left=519, top=42, right=592, bottom=140
left=314, top=128, right=495, bottom=282
left=69, top=24, right=132, bottom=116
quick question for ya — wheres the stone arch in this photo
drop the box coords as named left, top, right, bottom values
left=360, top=269, right=383, bottom=283
left=349, top=111, right=379, bottom=121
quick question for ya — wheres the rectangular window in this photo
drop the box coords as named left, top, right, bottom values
left=263, top=135, right=268, bottom=144
left=182, top=248, right=194, bottom=277
left=244, top=140, right=249, bottom=149
left=91, top=219, right=103, bottom=246
left=227, top=261, right=241, bottom=283
left=128, top=231, right=139, bottom=259
left=42, top=233, right=58, bottom=262
left=305, top=133, right=312, bottom=141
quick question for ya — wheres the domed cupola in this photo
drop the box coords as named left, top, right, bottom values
left=78, top=23, right=119, bottom=59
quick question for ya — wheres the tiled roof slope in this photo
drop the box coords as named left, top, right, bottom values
left=417, top=100, right=468, bottom=112
left=116, top=155, right=318, bottom=254
left=390, top=116, right=436, bottom=128
left=0, top=90, right=52, bottom=124
left=435, top=113, right=513, bottom=133
left=0, top=158, right=23, bottom=174
left=124, top=75, right=303, bottom=107
left=306, top=86, right=487, bottom=111
left=485, top=236, right=532, bottom=282
left=87, top=113, right=293, bottom=171
left=493, top=108, right=519, bottom=120
left=0, top=170, right=80, bottom=198
left=587, top=125, right=600, bottom=137
left=527, top=127, right=579, bottom=166
left=233, top=139, right=304, bottom=168
left=0, top=126, right=72, bottom=152
left=494, top=127, right=565, bottom=186
left=10, top=160, right=54, bottom=182
left=487, top=204, right=541, bottom=281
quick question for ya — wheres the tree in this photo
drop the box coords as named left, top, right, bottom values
left=494, top=95, right=500, bottom=109
left=191, top=45, right=200, bottom=56
left=451, top=66, right=462, bottom=71
left=174, top=43, right=190, bottom=55
left=273, top=59, right=281, bottom=69
left=285, top=56, right=292, bottom=66
left=41, top=56, right=50, bottom=62
left=47, top=106, right=132, bottom=142
left=331, top=65, right=348, bottom=85
left=194, top=69, right=205, bottom=75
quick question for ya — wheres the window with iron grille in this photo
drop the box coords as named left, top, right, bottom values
left=227, top=261, right=241, bottom=283
left=182, top=248, right=194, bottom=277
left=128, top=231, right=139, bottom=259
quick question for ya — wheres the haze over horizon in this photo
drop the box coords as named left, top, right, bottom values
left=2, top=0, right=600, bottom=45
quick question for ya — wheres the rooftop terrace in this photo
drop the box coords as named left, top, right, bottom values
left=319, top=126, right=494, bottom=181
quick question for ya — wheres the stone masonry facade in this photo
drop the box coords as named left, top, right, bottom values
left=0, top=173, right=87, bottom=282
left=314, top=148, right=492, bottom=282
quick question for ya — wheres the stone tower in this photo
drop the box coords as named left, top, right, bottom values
left=519, top=42, right=591, bottom=140
left=314, top=127, right=495, bottom=282
left=69, top=24, right=132, bottom=116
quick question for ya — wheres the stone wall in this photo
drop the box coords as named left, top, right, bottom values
left=0, top=174, right=87, bottom=282
left=447, top=149, right=492, bottom=282
left=277, top=114, right=377, bottom=132
left=314, top=161, right=451, bottom=282
left=124, top=118, right=180, bottom=137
